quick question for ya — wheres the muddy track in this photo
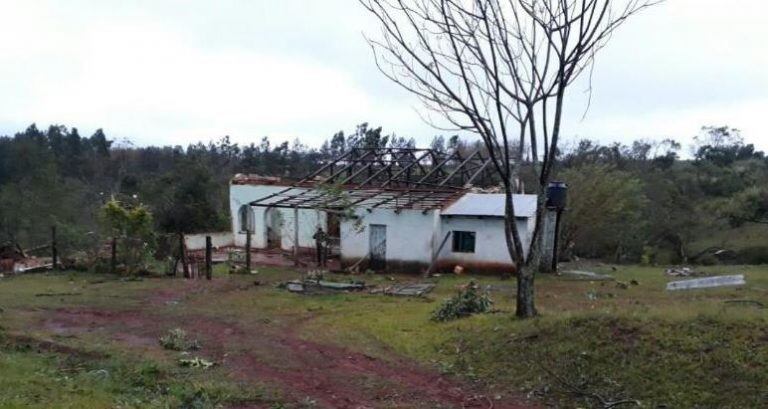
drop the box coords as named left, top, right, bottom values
left=33, top=281, right=533, bottom=409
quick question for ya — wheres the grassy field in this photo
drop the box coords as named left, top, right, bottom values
left=1, top=264, right=767, bottom=408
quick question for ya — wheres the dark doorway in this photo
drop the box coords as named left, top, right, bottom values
left=369, top=224, right=387, bottom=270
left=265, top=207, right=283, bottom=249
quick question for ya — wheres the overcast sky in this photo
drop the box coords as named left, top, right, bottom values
left=0, top=0, right=766, bottom=151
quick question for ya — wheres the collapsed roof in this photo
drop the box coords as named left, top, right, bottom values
left=249, top=147, right=497, bottom=211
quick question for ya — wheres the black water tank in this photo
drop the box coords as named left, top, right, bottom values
left=546, top=181, right=568, bottom=209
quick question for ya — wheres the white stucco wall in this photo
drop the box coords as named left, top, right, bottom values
left=279, top=207, right=327, bottom=251
left=340, top=208, right=438, bottom=269
left=184, top=232, right=235, bottom=251
left=437, top=217, right=531, bottom=268
left=229, top=184, right=326, bottom=250
left=230, top=183, right=538, bottom=273
left=339, top=207, right=536, bottom=273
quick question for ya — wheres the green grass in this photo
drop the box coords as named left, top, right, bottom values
left=0, top=336, right=269, bottom=409
left=262, top=265, right=768, bottom=407
left=690, top=223, right=768, bottom=253
left=189, top=264, right=768, bottom=406
left=0, top=271, right=275, bottom=409
left=2, top=264, right=768, bottom=407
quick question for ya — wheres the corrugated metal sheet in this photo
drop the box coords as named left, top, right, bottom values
left=441, top=193, right=537, bottom=218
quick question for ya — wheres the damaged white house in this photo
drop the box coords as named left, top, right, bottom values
left=229, top=148, right=541, bottom=274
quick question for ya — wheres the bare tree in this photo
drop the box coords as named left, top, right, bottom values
left=360, top=0, right=658, bottom=317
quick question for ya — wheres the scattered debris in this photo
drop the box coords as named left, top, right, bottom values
left=285, top=281, right=305, bottom=293
left=0, top=242, right=60, bottom=274
left=87, top=369, right=110, bottom=380
left=375, top=283, right=436, bottom=297
left=666, top=274, right=746, bottom=291
left=179, top=357, right=215, bottom=369
left=14, top=263, right=53, bottom=274
left=159, top=328, right=200, bottom=351
left=586, top=290, right=615, bottom=300
left=316, top=280, right=365, bottom=290
left=280, top=278, right=366, bottom=294
left=664, top=267, right=704, bottom=277
left=34, top=292, right=82, bottom=297
left=432, top=281, right=492, bottom=322
left=724, top=299, right=765, bottom=309
left=560, top=270, right=615, bottom=281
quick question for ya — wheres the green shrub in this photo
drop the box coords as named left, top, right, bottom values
left=159, top=328, right=200, bottom=351
left=735, top=246, right=768, bottom=264
left=431, top=281, right=492, bottom=322
left=698, top=254, right=720, bottom=266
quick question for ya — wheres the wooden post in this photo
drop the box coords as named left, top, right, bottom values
left=205, top=236, right=212, bottom=280
left=179, top=233, right=189, bottom=279
left=552, top=209, right=564, bottom=273
left=51, top=226, right=58, bottom=270
left=245, top=229, right=252, bottom=272
left=110, top=237, right=117, bottom=274
left=293, top=206, right=299, bottom=266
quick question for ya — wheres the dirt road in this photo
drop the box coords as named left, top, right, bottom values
left=32, top=278, right=533, bottom=408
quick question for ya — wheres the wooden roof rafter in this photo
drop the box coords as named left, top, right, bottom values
left=249, top=147, right=496, bottom=211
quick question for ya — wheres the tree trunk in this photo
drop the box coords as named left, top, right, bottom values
left=502, top=183, right=536, bottom=318
left=516, top=268, right=536, bottom=318
left=678, top=239, right=688, bottom=264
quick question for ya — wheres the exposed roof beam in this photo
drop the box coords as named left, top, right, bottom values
left=438, top=150, right=479, bottom=186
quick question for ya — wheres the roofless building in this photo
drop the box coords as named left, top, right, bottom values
left=229, top=147, right=538, bottom=274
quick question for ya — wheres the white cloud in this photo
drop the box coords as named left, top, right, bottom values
left=0, top=0, right=766, bottom=150
left=566, top=98, right=768, bottom=150
left=0, top=1, right=376, bottom=146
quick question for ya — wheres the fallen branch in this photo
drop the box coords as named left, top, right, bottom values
left=536, top=360, right=640, bottom=409
left=724, top=299, right=766, bottom=309
left=35, top=292, right=82, bottom=297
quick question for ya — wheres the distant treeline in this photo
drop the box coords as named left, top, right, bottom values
left=1, top=123, right=766, bottom=264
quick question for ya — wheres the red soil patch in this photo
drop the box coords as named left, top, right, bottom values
left=31, top=281, right=534, bottom=409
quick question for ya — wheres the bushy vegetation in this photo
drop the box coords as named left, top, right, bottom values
left=0, top=123, right=417, bottom=256
left=549, top=127, right=768, bottom=264
left=99, top=199, right=156, bottom=275
left=431, top=281, right=493, bottom=322
left=1, top=122, right=766, bottom=267
left=159, top=328, right=200, bottom=352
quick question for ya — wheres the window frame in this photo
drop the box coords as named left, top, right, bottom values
left=452, top=230, right=476, bottom=253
